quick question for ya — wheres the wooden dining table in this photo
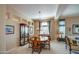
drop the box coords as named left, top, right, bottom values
left=28, top=34, right=51, bottom=50
left=29, top=34, right=50, bottom=42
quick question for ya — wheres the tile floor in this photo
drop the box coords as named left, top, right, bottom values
left=7, top=41, right=70, bottom=54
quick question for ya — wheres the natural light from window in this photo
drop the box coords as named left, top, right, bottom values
left=40, top=22, right=49, bottom=40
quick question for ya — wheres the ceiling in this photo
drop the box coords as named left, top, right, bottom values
left=9, top=4, right=79, bottom=20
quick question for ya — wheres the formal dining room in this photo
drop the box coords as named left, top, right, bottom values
left=0, top=4, right=79, bottom=54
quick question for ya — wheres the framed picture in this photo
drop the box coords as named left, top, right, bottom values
left=5, top=25, right=14, bottom=34
left=72, top=24, right=79, bottom=34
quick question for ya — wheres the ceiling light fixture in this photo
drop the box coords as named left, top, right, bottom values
left=38, top=11, right=42, bottom=20
left=38, top=11, right=48, bottom=20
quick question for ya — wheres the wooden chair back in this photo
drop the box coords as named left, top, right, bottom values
left=32, top=37, right=41, bottom=54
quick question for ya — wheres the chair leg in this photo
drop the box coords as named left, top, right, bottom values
left=69, top=49, right=71, bottom=54
left=65, top=45, right=67, bottom=49
left=38, top=51, right=40, bottom=54
left=38, top=48, right=41, bottom=54
left=32, top=49, right=34, bottom=54
left=49, top=44, right=50, bottom=50
left=32, top=50, right=33, bottom=54
left=69, top=46, right=71, bottom=54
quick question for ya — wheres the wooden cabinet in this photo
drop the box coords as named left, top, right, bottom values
left=19, top=24, right=29, bottom=46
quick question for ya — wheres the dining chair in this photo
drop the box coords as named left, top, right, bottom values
left=28, top=37, right=33, bottom=48
left=44, top=40, right=50, bottom=50
left=41, top=36, right=51, bottom=50
left=31, top=37, right=42, bottom=54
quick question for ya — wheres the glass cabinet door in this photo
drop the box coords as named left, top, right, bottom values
left=21, top=25, right=25, bottom=38
left=25, top=26, right=29, bottom=44
left=20, top=24, right=29, bottom=46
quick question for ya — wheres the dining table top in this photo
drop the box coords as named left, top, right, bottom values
left=29, top=34, right=50, bottom=41
left=30, top=34, right=50, bottom=37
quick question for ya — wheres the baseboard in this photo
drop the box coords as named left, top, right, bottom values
left=0, top=47, right=18, bottom=54
left=6, top=47, right=18, bottom=53
left=0, top=51, right=7, bottom=54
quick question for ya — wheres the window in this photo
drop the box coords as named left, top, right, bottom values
left=40, top=22, right=49, bottom=34
left=40, top=21, right=50, bottom=40
left=59, top=26, right=65, bottom=38
left=59, top=21, right=65, bottom=26
left=59, top=20, right=65, bottom=38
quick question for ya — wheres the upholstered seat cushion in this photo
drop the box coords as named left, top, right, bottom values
left=71, top=45, right=79, bottom=51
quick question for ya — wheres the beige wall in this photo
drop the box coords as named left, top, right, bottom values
left=65, top=16, right=79, bottom=36
left=5, top=19, right=19, bottom=51
left=50, top=19, right=58, bottom=40
left=0, top=5, right=33, bottom=53
left=34, top=20, right=40, bottom=34
left=50, top=19, right=54, bottom=40
left=50, top=16, right=79, bottom=40
left=0, top=5, right=6, bottom=53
